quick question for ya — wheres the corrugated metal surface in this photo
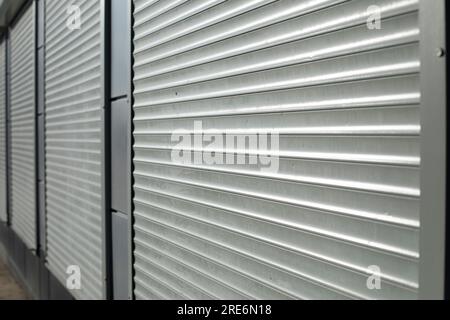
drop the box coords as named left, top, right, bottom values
left=9, top=4, right=36, bottom=250
left=44, top=0, right=104, bottom=300
left=0, top=39, right=6, bottom=223
left=132, top=0, right=422, bottom=300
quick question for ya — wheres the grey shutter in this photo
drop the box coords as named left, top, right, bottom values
left=132, top=0, right=421, bottom=300
left=44, top=0, right=104, bottom=300
left=10, top=4, right=36, bottom=250
left=0, top=39, right=6, bottom=223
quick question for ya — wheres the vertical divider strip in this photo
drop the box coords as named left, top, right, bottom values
left=419, top=0, right=448, bottom=299
left=5, top=30, right=10, bottom=228
left=33, top=0, right=39, bottom=256
left=35, top=0, right=46, bottom=258
left=127, top=0, right=135, bottom=301
left=100, top=0, right=112, bottom=300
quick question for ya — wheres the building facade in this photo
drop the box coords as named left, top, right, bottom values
left=0, top=0, right=448, bottom=300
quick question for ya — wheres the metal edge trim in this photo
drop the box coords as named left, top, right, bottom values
left=418, top=0, right=447, bottom=300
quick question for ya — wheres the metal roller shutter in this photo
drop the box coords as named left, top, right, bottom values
left=0, top=39, right=6, bottom=223
left=45, top=0, right=104, bottom=300
left=132, top=0, right=421, bottom=299
left=10, top=4, right=36, bottom=250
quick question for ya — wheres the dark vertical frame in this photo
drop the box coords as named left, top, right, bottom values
left=100, top=0, right=112, bottom=300
left=36, top=0, right=46, bottom=258
left=127, top=0, right=135, bottom=300
left=419, top=0, right=447, bottom=299
left=32, top=0, right=39, bottom=256
left=5, top=30, right=11, bottom=228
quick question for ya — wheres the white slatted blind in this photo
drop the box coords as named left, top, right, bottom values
left=10, top=4, right=36, bottom=250
left=45, top=0, right=104, bottom=300
left=0, top=39, right=7, bottom=223
left=132, top=0, right=421, bottom=299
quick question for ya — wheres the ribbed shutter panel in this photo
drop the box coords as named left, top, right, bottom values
left=44, top=0, right=104, bottom=300
left=10, top=4, right=36, bottom=250
left=0, top=40, right=6, bottom=222
left=132, top=0, right=421, bottom=299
